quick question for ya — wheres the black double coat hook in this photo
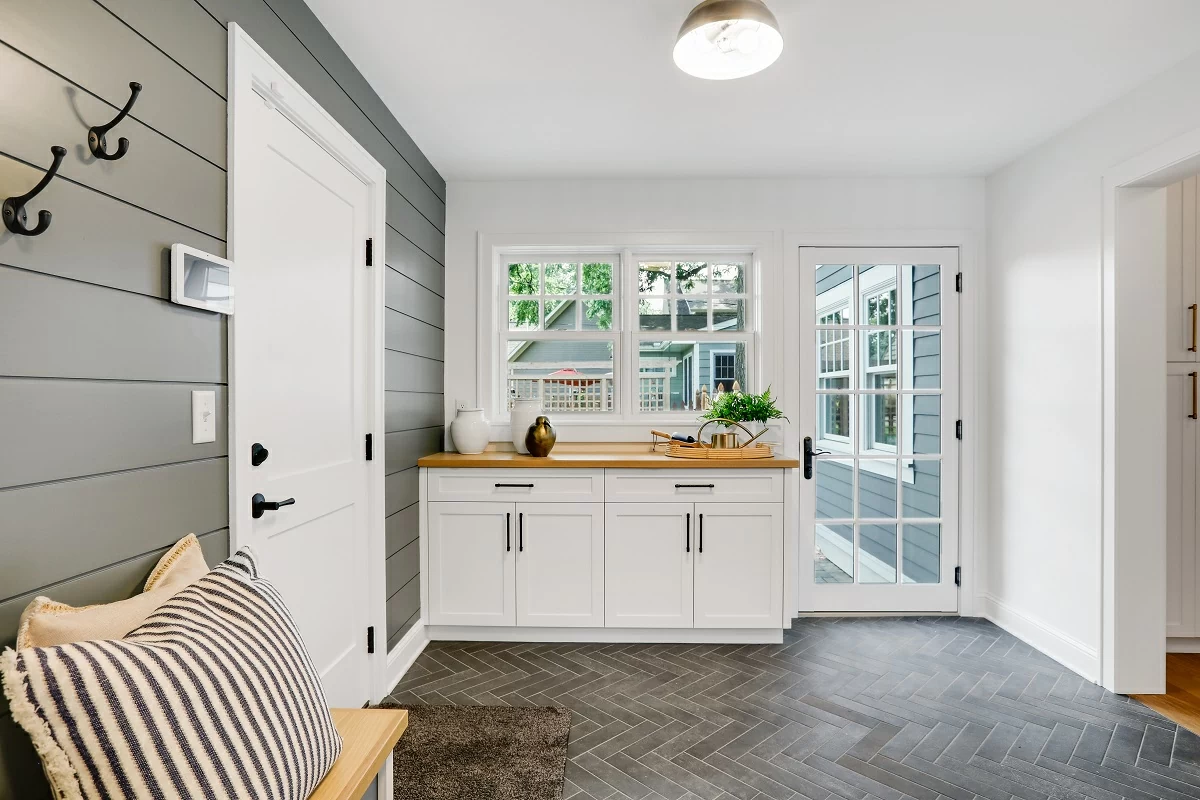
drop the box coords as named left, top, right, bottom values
left=3, top=146, right=67, bottom=237
left=88, top=81, right=142, bottom=161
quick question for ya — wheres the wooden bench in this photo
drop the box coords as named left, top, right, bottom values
left=309, top=708, right=408, bottom=800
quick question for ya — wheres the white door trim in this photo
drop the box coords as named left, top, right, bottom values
left=782, top=230, right=980, bottom=619
left=227, top=23, right=389, bottom=703
left=1101, top=124, right=1200, bottom=693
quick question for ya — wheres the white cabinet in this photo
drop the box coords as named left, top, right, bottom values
left=605, top=503, right=693, bottom=628
left=693, top=503, right=783, bottom=629
left=1167, top=178, right=1199, bottom=363
left=427, top=502, right=514, bottom=626
left=1167, top=368, right=1198, bottom=637
left=516, top=503, right=604, bottom=627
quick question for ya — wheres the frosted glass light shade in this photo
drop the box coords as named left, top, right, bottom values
left=673, top=0, right=783, bottom=81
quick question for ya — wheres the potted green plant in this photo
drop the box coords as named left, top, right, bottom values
left=700, top=386, right=786, bottom=447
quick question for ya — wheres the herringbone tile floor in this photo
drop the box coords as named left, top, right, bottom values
left=389, top=617, right=1200, bottom=800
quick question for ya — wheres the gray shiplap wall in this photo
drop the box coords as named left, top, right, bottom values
left=0, top=1, right=443, bottom=796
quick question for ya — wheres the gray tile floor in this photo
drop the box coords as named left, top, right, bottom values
left=389, top=617, right=1200, bottom=800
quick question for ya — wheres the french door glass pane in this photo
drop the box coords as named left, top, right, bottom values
left=859, top=264, right=897, bottom=323
left=815, top=524, right=854, bottom=583
left=901, top=264, right=940, bottom=325
left=815, top=264, right=855, bottom=323
left=861, top=391, right=898, bottom=454
left=859, top=524, right=897, bottom=583
left=902, top=395, right=941, bottom=455
left=858, top=461, right=897, bottom=519
left=815, top=459, right=854, bottom=519
left=901, top=459, right=941, bottom=517
left=902, top=331, right=940, bottom=389
left=817, top=394, right=852, bottom=454
left=902, top=524, right=940, bottom=584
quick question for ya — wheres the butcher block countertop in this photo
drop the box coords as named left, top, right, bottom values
left=418, top=443, right=799, bottom=469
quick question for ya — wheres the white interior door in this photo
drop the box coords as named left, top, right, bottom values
left=230, top=31, right=382, bottom=708
left=798, top=247, right=960, bottom=612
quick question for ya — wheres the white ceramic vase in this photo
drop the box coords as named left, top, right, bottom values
left=510, top=399, right=542, bottom=455
left=450, top=408, right=490, bottom=454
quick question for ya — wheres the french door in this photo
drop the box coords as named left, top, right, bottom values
left=798, top=248, right=960, bottom=612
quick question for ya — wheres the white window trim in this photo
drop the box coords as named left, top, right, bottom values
left=478, top=234, right=770, bottom=428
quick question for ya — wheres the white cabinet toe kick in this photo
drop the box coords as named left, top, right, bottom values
left=418, top=467, right=788, bottom=644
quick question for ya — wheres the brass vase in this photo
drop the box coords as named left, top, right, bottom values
left=525, top=415, right=556, bottom=457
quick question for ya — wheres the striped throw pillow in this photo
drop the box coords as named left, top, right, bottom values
left=1, top=548, right=342, bottom=800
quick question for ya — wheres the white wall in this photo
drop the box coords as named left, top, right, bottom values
left=985, top=51, right=1200, bottom=682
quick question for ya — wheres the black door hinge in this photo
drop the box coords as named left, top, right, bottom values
left=955, top=420, right=963, bottom=440
left=365, top=237, right=373, bottom=266
left=954, top=566, right=962, bottom=587
left=365, top=433, right=374, bottom=461
left=955, top=272, right=963, bottom=293
left=367, top=626, right=375, bottom=654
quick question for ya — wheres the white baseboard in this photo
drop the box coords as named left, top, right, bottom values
left=979, top=593, right=1100, bottom=683
left=1168, top=637, right=1200, bottom=653
left=383, top=620, right=428, bottom=697
left=426, top=625, right=784, bottom=644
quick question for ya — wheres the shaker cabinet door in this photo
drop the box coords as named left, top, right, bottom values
left=427, top=502, right=515, bottom=626
left=604, top=503, right=693, bottom=628
left=693, top=503, right=783, bottom=629
left=515, top=503, right=604, bottom=627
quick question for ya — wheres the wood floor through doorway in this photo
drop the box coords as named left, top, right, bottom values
left=1134, top=654, right=1200, bottom=735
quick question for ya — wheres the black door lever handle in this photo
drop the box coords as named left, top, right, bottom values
left=252, top=493, right=295, bottom=519
left=803, top=436, right=830, bottom=480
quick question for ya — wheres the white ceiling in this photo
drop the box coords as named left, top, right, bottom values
left=303, top=0, right=1200, bottom=180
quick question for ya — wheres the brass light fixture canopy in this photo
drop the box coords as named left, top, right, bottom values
left=673, top=0, right=784, bottom=80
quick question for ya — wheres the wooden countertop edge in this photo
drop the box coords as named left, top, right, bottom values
left=417, top=452, right=800, bottom=469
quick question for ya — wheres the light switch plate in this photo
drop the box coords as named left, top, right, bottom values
left=192, top=390, right=216, bottom=444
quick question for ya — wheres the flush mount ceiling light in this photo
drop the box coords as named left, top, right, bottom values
left=673, top=0, right=784, bottom=81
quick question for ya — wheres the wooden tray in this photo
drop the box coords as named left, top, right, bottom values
left=666, top=442, right=774, bottom=459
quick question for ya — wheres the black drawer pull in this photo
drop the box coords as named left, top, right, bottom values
left=519, top=512, right=524, bottom=552
left=675, top=483, right=715, bottom=489
left=506, top=512, right=511, bottom=552
left=699, top=513, right=704, bottom=553
left=686, top=513, right=690, bottom=553
left=495, top=483, right=535, bottom=488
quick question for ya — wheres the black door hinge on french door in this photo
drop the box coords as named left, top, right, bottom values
left=955, top=420, right=963, bottom=440
left=365, top=433, right=374, bottom=461
left=365, top=238, right=373, bottom=266
left=366, top=626, right=375, bottom=654
left=955, top=272, right=963, bottom=293
left=954, top=567, right=962, bottom=587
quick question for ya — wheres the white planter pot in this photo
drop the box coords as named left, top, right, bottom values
left=450, top=408, right=490, bottom=454
left=510, top=399, right=542, bottom=455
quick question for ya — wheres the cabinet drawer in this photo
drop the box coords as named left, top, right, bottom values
left=605, top=470, right=783, bottom=503
left=427, top=469, right=603, bottom=502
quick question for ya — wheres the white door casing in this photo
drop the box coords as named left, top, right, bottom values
left=229, top=25, right=387, bottom=707
left=427, top=502, right=515, bottom=626
left=798, top=247, right=960, bottom=613
left=605, top=503, right=693, bottom=628
left=693, top=503, right=783, bottom=629
left=515, top=503, right=604, bottom=627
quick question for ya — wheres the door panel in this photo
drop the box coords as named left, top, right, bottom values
left=1166, top=368, right=1197, bottom=637
left=234, top=85, right=372, bottom=707
left=800, top=247, right=959, bottom=613
left=605, top=503, right=692, bottom=628
left=428, top=502, right=515, bottom=626
left=693, top=503, right=782, bottom=629
left=516, top=503, right=604, bottom=627
left=1167, top=179, right=1198, bottom=363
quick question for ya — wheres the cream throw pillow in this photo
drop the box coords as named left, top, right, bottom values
left=15, top=534, right=209, bottom=649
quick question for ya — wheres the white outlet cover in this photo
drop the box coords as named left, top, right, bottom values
left=192, top=390, right=217, bottom=444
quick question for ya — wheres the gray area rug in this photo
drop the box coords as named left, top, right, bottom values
left=380, top=703, right=571, bottom=800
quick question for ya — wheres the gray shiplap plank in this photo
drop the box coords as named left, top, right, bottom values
left=385, top=309, right=444, bottom=359
left=385, top=391, right=444, bottom=434
left=0, top=529, right=228, bottom=653
left=384, top=428, right=443, bottom=476
left=386, top=504, right=418, bottom=558
left=193, top=0, right=446, bottom=227
left=0, top=267, right=225, bottom=382
left=385, top=575, right=420, bottom=643
left=385, top=271, right=445, bottom=328
left=0, top=156, right=224, bottom=298
left=385, top=467, right=418, bottom=516
left=0, top=458, right=228, bottom=601
left=1, top=0, right=225, bottom=165
left=387, top=186, right=444, bottom=264
left=0, top=43, right=225, bottom=237
left=0, top=379, right=227, bottom=489
left=386, top=229, right=444, bottom=297
left=95, top=0, right=227, bottom=96
left=257, top=0, right=446, bottom=202
left=385, top=538, right=419, bottom=598
left=385, top=351, right=443, bottom=393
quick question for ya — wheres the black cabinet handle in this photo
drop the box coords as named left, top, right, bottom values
left=686, top=513, right=690, bottom=553
left=251, top=493, right=295, bottom=519
left=699, top=513, right=704, bottom=553
left=496, top=483, right=535, bottom=488
left=675, top=483, right=715, bottom=489
left=519, top=512, right=524, bottom=552
left=506, top=512, right=511, bottom=552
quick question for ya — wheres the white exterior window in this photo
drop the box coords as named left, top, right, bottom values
left=496, top=250, right=757, bottom=420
